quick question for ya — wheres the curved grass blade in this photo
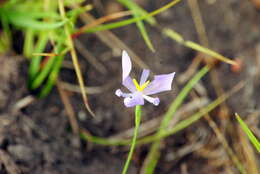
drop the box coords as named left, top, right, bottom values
left=117, top=0, right=156, bottom=25
left=58, top=0, right=95, bottom=117
left=141, top=66, right=209, bottom=174
left=23, top=29, right=35, bottom=57
left=117, top=0, right=155, bottom=51
left=30, top=39, right=65, bottom=90
left=0, top=11, right=11, bottom=53
left=28, top=31, right=49, bottom=84
left=30, top=55, right=57, bottom=90
left=38, top=54, right=65, bottom=98
left=80, top=81, right=245, bottom=148
left=163, top=28, right=236, bottom=65
left=9, top=16, right=68, bottom=30
left=72, top=11, right=132, bottom=38
left=80, top=66, right=209, bottom=147
left=84, top=0, right=182, bottom=33
left=236, top=113, right=260, bottom=153
left=2, top=10, right=68, bottom=30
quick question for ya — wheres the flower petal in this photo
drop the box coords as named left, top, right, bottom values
left=123, top=76, right=136, bottom=92
left=124, top=92, right=144, bottom=107
left=139, top=69, right=150, bottom=85
left=143, top=95, right=160, bottom=106
left=143, top=72, right=175, bottom=95
left=122, top=50, right=132, bottom=82
left=115, top=89, right=131, bottom=98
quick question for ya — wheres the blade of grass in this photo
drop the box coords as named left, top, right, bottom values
left=32, top=53, right=58, bottom=57
left=81, top=65, right=210, bottom=147
left=84, top=0, right=182, bottom=33
left=30, top=54, right=57, bottom=90
left=141, top=66, right=209, bottom=174
left=117, top=0, right=155, bottom=52
left=204, top=115, right=247, bottom=174
left=5, top=12, right=68, bottom=30
left=58, top=0, right=95, bottom=117
left=38, top=54, right=65, bottom=98
left=72, top=10, right=132, bottom=38
left=140, top=81, right=245, bottom=144
left=0, top=11, right=11, bottom=53
left=1, top=9, right=68, bottom=30
left=35, top=36, right=68, bottom=98
left=161, top=66, right=209, bottom=131
left=23, top=29, right=35, bottom=57
left=0, top=32, right=10, bottom=53
left=238, top=125, right=259, bottom=174
left=80, top=81, right=245, bottom=147
left=235, top=113, right=260, bottom=153
left=28, top=31, right=49, bottom=84
left=163, top=28, right=236, bottom=65
left=30, top=39, right=64, bottom=90
left=116, top=0, right=156, bottom=25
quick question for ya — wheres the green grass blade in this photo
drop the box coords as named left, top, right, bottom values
left=142, top=66, right=209, bottom=174
left=79, top=132, right=130, bottom=146
left=9, top=16, right=68, bottom=30
left=7, top=11, right=61, bottom=19
left=160, top=66, right=209, bottom=130
left=135, top=18, right=155, bottom=52
left=0, top=12, right=12, bottom=52
left=80, top=81, right=244, bottom=148
left=84, top=0, right=182, bottom=33
left=38, top=54, right=65, bottom=98
left=80, top=66, right=209, bottom=148
left=28, top=31, right=49, bottom=84
left=23, top=29, right=35, bottom=57
left=117, top=0, right=155, bottom=51
left=117, top=0, right=156, bottom=25
left=3, top=9, right=68, bottom=30
left=30, top=39, right=65, bottom=90
left=236, top=113, right=260, bottom=153
left=140, top=82, right=245, bottom=144
left=163, top=28, right=236, bottom=65
left=30, top=55, right=57, bottom=90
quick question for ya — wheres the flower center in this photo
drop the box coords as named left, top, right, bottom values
left=132, top=78, right=150, bottom=91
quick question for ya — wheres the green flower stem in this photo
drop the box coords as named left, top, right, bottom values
left=122, top=105, right=142, bottom=174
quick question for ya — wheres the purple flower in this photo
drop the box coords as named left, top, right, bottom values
left=115, top=51, right=175, bottom=107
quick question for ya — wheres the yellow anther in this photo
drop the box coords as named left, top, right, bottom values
left=133, top=78, right=150, bottom=91
left=133, top=79, right=141, bottom=91
left=140, top=80, right=150, bottom=91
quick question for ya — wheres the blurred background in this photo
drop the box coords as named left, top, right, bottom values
left=0, top=0, right=259, bottom=173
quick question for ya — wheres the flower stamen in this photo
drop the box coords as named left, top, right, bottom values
left=140, top=80, right=150, bottom=91
left=133, top=78, right=150, bottom=91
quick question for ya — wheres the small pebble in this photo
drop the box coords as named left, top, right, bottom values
left=8, top=145, right=34, bottom=162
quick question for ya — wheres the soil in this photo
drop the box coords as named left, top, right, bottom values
left=0, top=0, right=260, bottom=174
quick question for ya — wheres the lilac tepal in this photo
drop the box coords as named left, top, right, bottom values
left=115, top=50, right=175, bottom=107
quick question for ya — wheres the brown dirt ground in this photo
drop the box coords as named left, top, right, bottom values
left=0, top=0, right=260, bottom=174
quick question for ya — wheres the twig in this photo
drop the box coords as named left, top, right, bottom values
left=13, top=95, right=36, bottom=111
left=58, top=80, right=113, bottom=94
left=57, top=80, right=79, bottom=134
left=0, top=150, right=21, bottom=174
left=74, top=39, right=107, bottom=74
